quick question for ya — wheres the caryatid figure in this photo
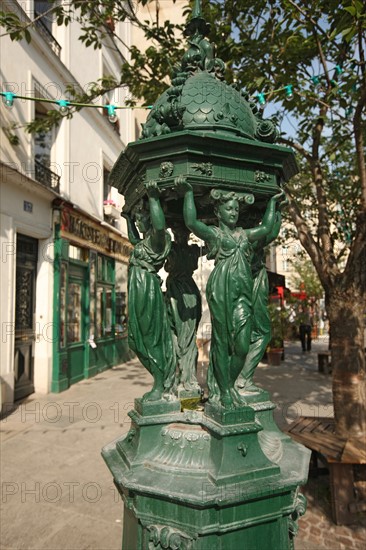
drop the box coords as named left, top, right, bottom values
left=165, top=224, right=203, bottom=396
left=179, top=179, right=285, bottom=409
left=123, top=181, right=176, bottom=402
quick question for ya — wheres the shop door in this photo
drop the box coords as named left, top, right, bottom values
left=14, top=235, right=38, bottom=401
left=67, top=267, right=87, bottom=385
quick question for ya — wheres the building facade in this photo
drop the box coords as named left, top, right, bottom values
left=0, top=1, right=134, bottom=413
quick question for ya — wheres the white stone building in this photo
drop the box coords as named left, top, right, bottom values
left=0, top=1, right=135, bottom=413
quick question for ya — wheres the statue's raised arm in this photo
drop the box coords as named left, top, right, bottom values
left=145, top=180, right=167, bottom=254
left=176, top=178, right=216, bottom=246
left=247, top=190, right=286, bottom=243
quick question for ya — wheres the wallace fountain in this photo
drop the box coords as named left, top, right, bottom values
left=102, top=2, right=310, bottom=548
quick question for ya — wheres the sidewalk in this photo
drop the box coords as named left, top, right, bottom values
left=1, top=339, right=365, bottom=550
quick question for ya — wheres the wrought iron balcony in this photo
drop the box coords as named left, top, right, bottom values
left=35, top=160, right=60, bottom=193
left=34, top=12, right=61, bottom=57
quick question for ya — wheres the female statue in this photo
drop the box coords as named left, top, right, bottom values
left=123, top=181, right=176, bottom=401
left=179, top=181, right=284, bottom=408
left=236, top=209, right=283, bottom=392
left=165, top=224, right=202, bottom=395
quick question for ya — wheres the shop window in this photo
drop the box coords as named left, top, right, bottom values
left=96, top=286, right=113, bottom=338
left=89, top=253, right=96, bottom=340
left=67, top=282, right=82, bottom=343
left=115, top=291, right=127, bottom=334
left=105, top=289, right=113, bottom=335
left=59, top=263, right=67, bottom=348
left=95, top=254, right=115, bottom=338
left=97, top=255, right=114, bottom=282
left=115, top=261, right=128, bottom=336
left=69, top=244, right=88, bottom=262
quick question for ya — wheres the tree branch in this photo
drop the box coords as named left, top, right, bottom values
left=285, top=191, right=330, bottom=287
left=278, top=137, right=313, bottom=163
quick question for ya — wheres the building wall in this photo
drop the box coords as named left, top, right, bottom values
left=0, top=0, right=133, bottom=413
left=131, top=0, right=186, bottom=137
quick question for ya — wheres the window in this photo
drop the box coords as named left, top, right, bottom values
left=115, top=291, right=127, bottom=334
left=34, top=1, right=54, bottom=33
left=67, top=282, right=82, bottom=343
left=69, top=244, right=88, bottom=262
left=34, top=102, right=52, bottom=170
left=115, top=261, right=128, bottom=335
left=60, top=263, right=67, bottom=348
left=89, top=253, right=96, bottom=340
left=34, top=100, right=60, bottom=191
left=101, top=61, right=120, bottom=134
left=103, top=168, right=111, bottom=203
left=34, top=1, right=61, bottom=56
left=95, top=255, right=114, bottom=338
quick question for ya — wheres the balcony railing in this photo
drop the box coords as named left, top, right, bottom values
left=34, top=12, right=61, bottom=57
left=35, top=160, right=60, bottom=193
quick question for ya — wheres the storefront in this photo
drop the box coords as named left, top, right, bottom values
left=51, top=201, right=132, bottom=392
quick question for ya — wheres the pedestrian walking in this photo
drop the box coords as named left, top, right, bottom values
left=299, top=306, right=313, bottom=352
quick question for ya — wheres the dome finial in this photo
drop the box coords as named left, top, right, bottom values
left=192, top=0, right=203, bottom=19
left=184, top=0, right=209, bottom=37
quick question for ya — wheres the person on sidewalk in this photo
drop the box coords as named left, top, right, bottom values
left=299, top=306, right=312, bottom=352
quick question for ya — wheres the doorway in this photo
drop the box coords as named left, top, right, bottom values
left=14, top=234, right=38, bottom=401
left=66, top=263, right=87, bottom=385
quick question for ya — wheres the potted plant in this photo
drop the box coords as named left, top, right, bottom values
left=267, top=302, right=286, bottom=365
left=267, top=340, right=283, bottom=366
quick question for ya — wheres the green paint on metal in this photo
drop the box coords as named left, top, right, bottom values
left=165, top=223, right=202, bottom=398
left=103, top=1, right=309, bottom=547
left=123, top=181, right=177, bottom=403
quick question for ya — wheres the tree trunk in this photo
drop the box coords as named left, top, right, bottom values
left=326, top=284, right=366, bottom=438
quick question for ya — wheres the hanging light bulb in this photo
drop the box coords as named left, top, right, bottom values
left=345, top=106, right=353, bottom=118
left=284, top=85, right=293, bottom=101
left=2, top=92, right=15, bottom=108
left=256, top=93, right=266, bottom=110
left=311, top=76, right=323, bottom=92
left=334, top=65, right=342, bottom=76
left=106, top=104, right=118, bottom=123
left=58, top=99, right=70, bottom=116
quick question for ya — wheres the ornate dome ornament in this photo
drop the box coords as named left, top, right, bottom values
left=109, top=0, right=298, bottom=221
left=141, top=0, right=277, bottom=142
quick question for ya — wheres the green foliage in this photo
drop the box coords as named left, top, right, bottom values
left=2, top=123, right=20, bottom=145
left=0, top=10, right=31, bottom=42
left=1, top=1, right=365, bottom=277
left=290, top=257, right=324, bottom=301
left=268, top=302, right=288, bottom=349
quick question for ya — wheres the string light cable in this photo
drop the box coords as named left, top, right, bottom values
left=251, top=64, right=356, bottom=118
left=1, top=62, right=358, bottom=121
left=0, top=90, right=153, bottom=123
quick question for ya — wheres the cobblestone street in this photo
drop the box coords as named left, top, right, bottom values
left=1, top=338, right=365, bottom=549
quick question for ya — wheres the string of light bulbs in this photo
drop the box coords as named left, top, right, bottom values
left=1, top=61, right=356, bottom=122
left=252, top=65, right=355, bottom=118
left=0, top=90, right=153, bottom=123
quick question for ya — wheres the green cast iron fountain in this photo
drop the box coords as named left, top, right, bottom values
left=103, top=2, right=310, bottom=548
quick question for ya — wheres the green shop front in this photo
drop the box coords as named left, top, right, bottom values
left=51, top=201, right=133, bottom=392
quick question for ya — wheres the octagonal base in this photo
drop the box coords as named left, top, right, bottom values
left=102, top=391, right=310, bottom=549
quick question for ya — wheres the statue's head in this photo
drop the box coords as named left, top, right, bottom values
left=132, top=200, right=151, bottom=234
left=211, top=190, right=241, bottom=229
